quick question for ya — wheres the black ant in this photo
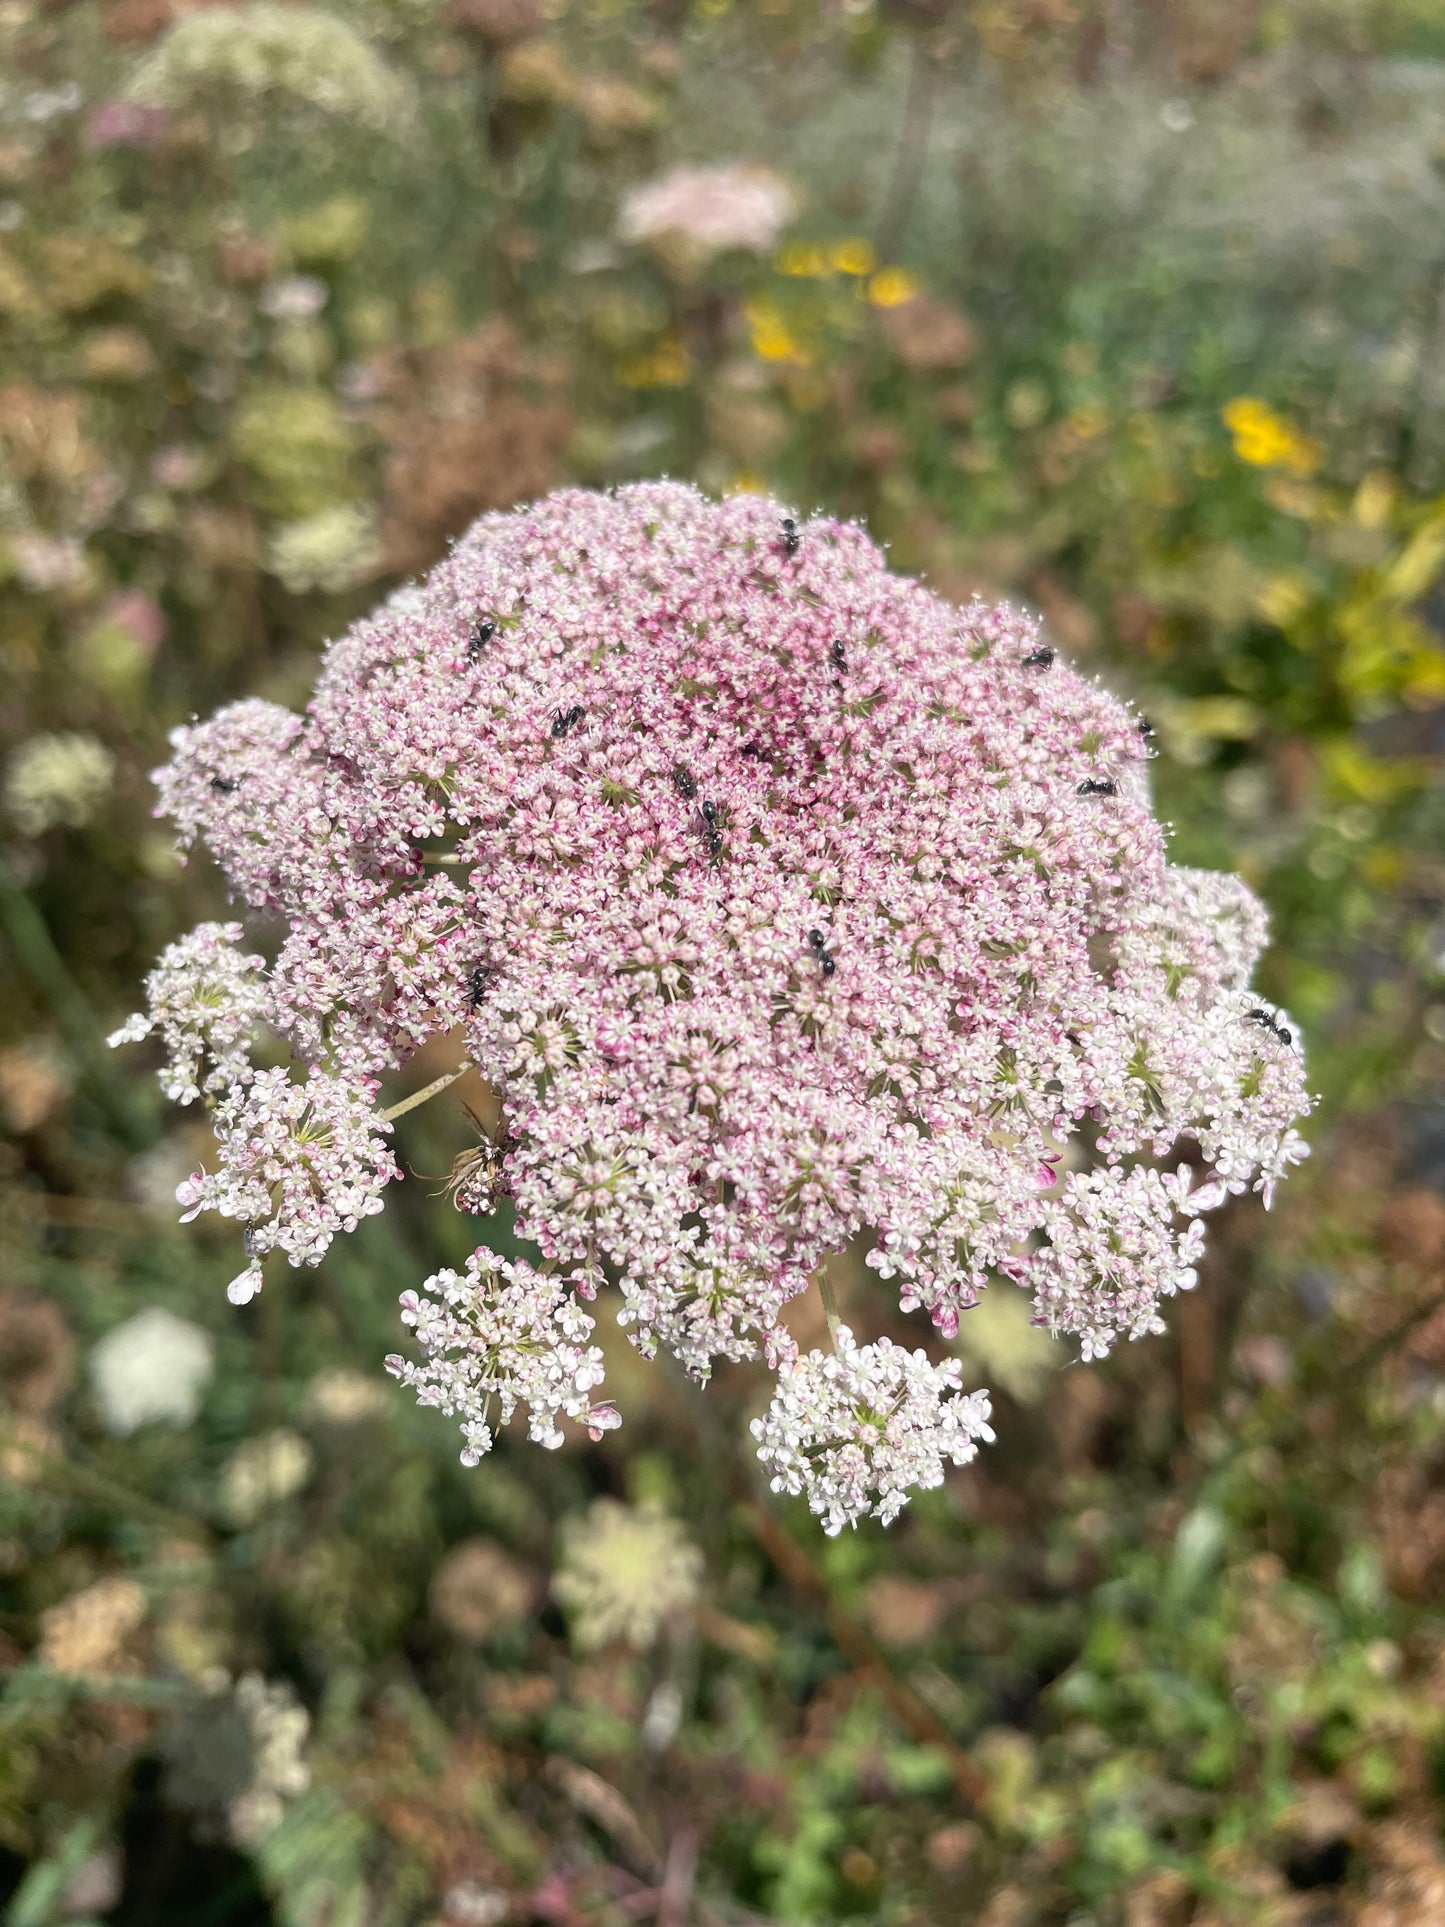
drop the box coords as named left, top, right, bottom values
left=1247, top=1008, right=1294, bottom=1049
left=1136, top=716, right=1156, bottom=742
left=830, top=639, right=847, bottom=673
left=468, top=619, right=496, bottom=662
left=1077, top=778, right=1117, bottom=797
left=210, top=776, right=240, bottom=794
left=807, top=929, right=836, bottom=978
left=673, top=764, right=697, bottom=799
left=465, top=964, right=498, bottom=1009
left=781, top=517, right=800, bottom=558
left=698, top=798, right=723, bottom=858
left=1023, top=646, right=1055, bottom=670
left=551, top=705, right=586, bottom=738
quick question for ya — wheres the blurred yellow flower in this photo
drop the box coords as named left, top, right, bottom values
left=866, top=266, right=919, bottom=309
left=725, top=472, right=767, bottom=495
left=619, top=337, right=690, bottom=387
left=1066, top=404, right=1107, bottom=442
left=1352, top=470, right=1396, bottom=530
left=1222, top=397, right=1320, bottom=475
left=828, top=237, right=875, bottom=276
left=776, top=242, right=827, bottom=277
left=744, top=297, right=810, bottom=365
left=1255, top=573, right=1311, bottom=628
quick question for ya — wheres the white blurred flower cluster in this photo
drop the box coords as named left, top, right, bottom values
left=618, top=162, right=796, bottom=256
left=553, top=1498, right=702, bottom=1650
left=4, top=731, right=113, bottom=835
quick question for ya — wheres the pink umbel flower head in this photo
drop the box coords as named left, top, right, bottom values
left=115, top=483, right=1310, bottom=1527
left=618, top=163, right=797, bottom=257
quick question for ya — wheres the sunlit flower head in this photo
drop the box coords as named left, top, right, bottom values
left=115, top=482, right=1311, bottom=1529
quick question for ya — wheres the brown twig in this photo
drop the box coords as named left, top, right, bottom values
left=737, top=1496, right=990, bottom=1809
left=542, top=1762, right=739, bottom=1927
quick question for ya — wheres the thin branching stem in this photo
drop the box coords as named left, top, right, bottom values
left=381, top=1064, right=470, bottom=1123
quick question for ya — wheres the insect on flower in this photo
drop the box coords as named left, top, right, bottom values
left=210, top=776, right=240, bottom=794
left=807, top=928, right=836, bottom=977
left=672, top=764, right=697, bottom=799
left=830, top=639, right=847, bottom=673
left=469, top=619, right=496, bottom=662
left=781, top=517, right=800, bottom=558
left=420, top=1104, right=513, bottom=1217
left=1023, top=646, right=1055, bottom=669
left=1077, top=778, right=1118, bottom=797
left=465, top=964, right=499, bottom=1010
left=551, top=705, right=586, bottom=738
left=1248, top=1008, right=1294, bottom=1049
left=1136, top=715, right=1156, bottom=742
left=698, top=798, right=724, bottom=858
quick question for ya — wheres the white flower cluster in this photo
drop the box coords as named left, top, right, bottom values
left=552, top=1498, right=703, bottom=1651
left=751, top=1325, right=997, bottom=1535
left=107, top=922, right=267, bottom=1106
left=177, top=1068, right=398, bottom=1305
left=227, top=1672, right=311, bottom=1847
left=127, top=4, right=406, bottom=130
left=1032, top=1166, right=1212, bottom=1363
left=263, top=504, right=378, bottom=596
left=618, top=162, right=797, bottom=257
left=4, top=731, right=113, bottom=836
left=89, top=1307, right=214, bottom=1437
left=385, top=1250, right=621, bottom=1464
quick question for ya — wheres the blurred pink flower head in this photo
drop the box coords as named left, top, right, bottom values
left=101, top=591, right=166, bottom=655
left=84, top=102, right=171, bottom=151
left=618, top=163, right=797, bottom=256
left=114, top=483, right=1311, bottom=1530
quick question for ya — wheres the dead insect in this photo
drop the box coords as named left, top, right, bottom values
left=673, top=764, right=697, bottom=798
left=210, top=776, right=240, bottom=794
left=1023, top=646, right=1055, bottom=670
left=1247, top=1008, right=1294, bottom=1049
left=1077, top=778, right=1117, bottom=797
left=468, top=618, right=496, bottom=662
left=830, top=639, right=847, bottom=673
left=420, top=1105, right=512, bottom=1217
left=465, top=964, right=498, bottom=1009
left=551, top=704, right=586, bottom=738
left=781, top=517, right=800, bottom=558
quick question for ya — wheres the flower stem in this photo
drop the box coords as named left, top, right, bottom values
left=817, top=1264, right=842, bottom=1350
left=382, top=1064, right=469, bottom=1123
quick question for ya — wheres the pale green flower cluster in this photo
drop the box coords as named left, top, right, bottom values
left=264, top=504, right=378, bottom=595
left=4, top=731, right=114, bottom=836
left=127, top=5, right=407, bottom=131
left=552, top=1499, right=702, bottom=1651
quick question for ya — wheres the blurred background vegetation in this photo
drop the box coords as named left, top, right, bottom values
left=2, top=0, right=1445, bottom=1921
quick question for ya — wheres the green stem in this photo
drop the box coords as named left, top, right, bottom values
left=381, top=1064, right=469, bottom=1123
left=817, top=1265, right=842, bottom=1351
